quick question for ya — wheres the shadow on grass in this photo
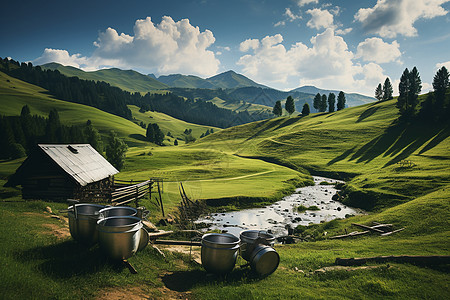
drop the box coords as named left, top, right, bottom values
left=162, top=266, right=262, bottom=292
left=15, top=240, right=125, bottom=278
left=348, top=120, right=449, bottom=167
left=357, top=106, right=380, bottom=123
left=129, top=133, right=148, bottom=141
left=327, top=147, right=356, bottom=166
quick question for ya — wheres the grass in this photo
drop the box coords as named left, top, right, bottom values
left=128, top=105, right=220, bottom=145
left=0, top=74, right=449, bottom=298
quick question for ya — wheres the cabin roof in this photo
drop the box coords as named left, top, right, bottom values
left=36, top=144, right=119, bottom=186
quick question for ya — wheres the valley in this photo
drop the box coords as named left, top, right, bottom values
left=0, top=59, right=449, bottom=299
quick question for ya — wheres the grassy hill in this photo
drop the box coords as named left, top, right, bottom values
left=293, top=85, right=375, bottom=106
left=128, top=105, right=220, bottom=145
left=156, top=74, right=216, bottom=89
left=0, top=74, right=449, bottom=298
left=190, top=96, right=449, bottom=210
left=40, top=63, right=169, bottom=92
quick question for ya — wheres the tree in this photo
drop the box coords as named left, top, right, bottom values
left=408, top=67, right=422, bottom=112
left=45, top=109, right=61, bottom=143
left=272, top=100, right=282, bottom=117
left=105, top=131, right=127, bottom=171
left=301, top=103, right=310, bottom=115
left=397, top=68, right=410, bottom=115
left=375, top=83, right=383, bottom=101
left=313, top=93, right=321, bottom=112
left=320, top=94, right=328, bottom=112
left=84, top=120, right=103, bottom=153
left=174, top=139, right=178, bottom=146
left=328, top=93, right=336, bottom=113
left=337, top=91, right=346, bottom=111
left=397, top=67, right=422, bottom=117
left=146, top=123, right=164, bottom=145
left=432, top=66, right=449, bottom=110
left=285, top=96, right=295, bottom=116
left=382, top=78, right=393, bottom=100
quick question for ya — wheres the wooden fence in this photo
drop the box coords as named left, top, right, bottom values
left=76, top=177, right=164, bottom=210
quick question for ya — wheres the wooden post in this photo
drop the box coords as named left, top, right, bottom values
left=157, top=181, right=165, bottom=217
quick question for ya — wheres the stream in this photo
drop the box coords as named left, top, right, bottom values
left=195, top=176, right=364, bottom=237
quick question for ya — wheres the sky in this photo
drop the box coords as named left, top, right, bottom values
left=1, top=0, right=449, bottom=96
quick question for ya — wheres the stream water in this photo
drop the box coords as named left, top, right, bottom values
left=195, top=176, right=364, bottom=237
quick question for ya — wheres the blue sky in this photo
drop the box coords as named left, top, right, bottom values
left=1, top=0, right=449, bottom=96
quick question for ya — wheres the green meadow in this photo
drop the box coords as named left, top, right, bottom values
left=0, top=72, right=449, bottom=299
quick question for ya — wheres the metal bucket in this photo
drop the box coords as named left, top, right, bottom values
left=99, top=206, right=137, bottom=218
left=68, top=203, right=105, bottom=245
left=249, top=245, right=280, bottom=277
left=239, top=230, right=275, bottom=261
left=201, top=233, right=240, bottom=274
left=97, top=216, right=142, bottom=260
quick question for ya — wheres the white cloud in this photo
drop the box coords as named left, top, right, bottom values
left=33, top=48, right=89, bottom=68
left=355, top=37, right=402, bottom=63
left=298, top=0, right=319, bottom=7
left=33, top=16, right=220, bottom=77
left=355, top=0, right=450, bottom=38
left=237, top=29, right=389, bottom=95
left=239, top=38, right=260, bottom=52
left=306, top=8, right=335, bottom=30
left=285, top=8, right=302, bottom=21
left=436, top=60, right=450, bottom=70
left=274, top=21, right=286, bottom=27
left=336, top=28, right=353, bottom=35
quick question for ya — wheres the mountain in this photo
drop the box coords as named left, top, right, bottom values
left=156, top=74, right=216, bottom=89
left=291, top=85, right=375, bottom=107
left=206, top=70, right=268, bottom=89
left=40, top=63, right=169, bottom=92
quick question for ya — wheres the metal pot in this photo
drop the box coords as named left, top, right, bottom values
left=99, top=206, right=137, bottom=219
left=68, top=203, right=105, bottom=245
left=97, top=216, right=142, bottom=260
left=249, top=245, right=280, bottom=277
left=201, top=233, right=240, bottom=274
left=239, top=230, right=275, bottom=261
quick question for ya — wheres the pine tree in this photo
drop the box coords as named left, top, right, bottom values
left=375, top=83, right=383, bottom=101
left=285, top=96, right=295, bottom=116
left=328, top=93, right=336, bottom=112
left=397, top=68, right=410, bottom=115
left=105, top=131, right=127, bottom=171
left=272, top=100, right=282, bottom=117
left=432, top=66, right=449, bottom=111
left=301, top=103, right=310, bottom=115
left=313, top=93, right=321, bottom=112
left=320, top=94, right=327, bottom=112
left=382, top=78, right=393, bottom=100
left=408, top=67, right=422, bottom=113
left=337, top=91, right=346, bottom=111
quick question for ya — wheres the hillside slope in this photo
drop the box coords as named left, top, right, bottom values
left=193, top=96, right=450, bottom=210
left=40, top=63, right=169, bottom=92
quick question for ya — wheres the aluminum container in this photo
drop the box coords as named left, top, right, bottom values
left=201, top=233, right=240, bottom=274
left=68, top=203, right=105, bottom=245
left=249, top=244, right=280, bottom=277
left=239, top=230, right=275, bottom=261
left=99, top=206, right=137, bottom=218
left=97, top=216, right=142, bottom=260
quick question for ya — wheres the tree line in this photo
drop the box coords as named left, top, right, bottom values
left=272, top=92, right=346, bottom=117
left=0, top=105, right=130, bottom=170
left=0, top=57, right=267, bottom=129
left=0, top=106, right=102, bottom=159
left=375, top=66, right=449, bottom=122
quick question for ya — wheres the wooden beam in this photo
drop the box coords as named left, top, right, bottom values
left=152, top=240, right=201, bottom=246
left=351, top=223, right=385, bottom=234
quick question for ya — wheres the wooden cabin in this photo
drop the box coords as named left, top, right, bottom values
left=6, top=144, right=119, bottom=201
